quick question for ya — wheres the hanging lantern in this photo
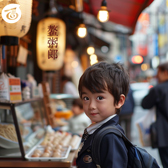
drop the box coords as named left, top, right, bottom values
left=36, top=17, right=66, bottom=71
left=0, top=0, right=32, bottom=45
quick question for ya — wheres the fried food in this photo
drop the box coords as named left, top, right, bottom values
left=0, top=124, right=18, bottom=142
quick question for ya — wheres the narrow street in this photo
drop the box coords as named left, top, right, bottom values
left=131, top=106, right=162, bottom=167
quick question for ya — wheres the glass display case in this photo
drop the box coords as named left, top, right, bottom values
left=0, top=98, right=47, bottom=159
left=0, top=98, right=77, bottom=168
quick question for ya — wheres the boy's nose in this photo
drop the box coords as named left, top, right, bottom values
left=89, top=100, right=96, bottom=110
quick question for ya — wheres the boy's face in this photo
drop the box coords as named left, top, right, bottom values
left=81, top=87, right=125, bottom=123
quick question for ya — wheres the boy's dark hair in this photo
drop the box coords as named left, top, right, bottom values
left=157, top=62, right=168, bottom=72
left=72, top=98, right=83, bottom=109
left=78, top=61, right=130, bottom=114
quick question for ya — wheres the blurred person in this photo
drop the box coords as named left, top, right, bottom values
left=141, top=62, right=168, bottom=168
left=62, top=75, right=79, bottom=97
left=119, top=87, right=135, bottom=141
left=61, top=98, right=91, bottom=135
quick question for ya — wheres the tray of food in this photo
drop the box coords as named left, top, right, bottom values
left=69, top=135, right=81, bottom=151
left=40, top=131, right=81, bottom=151
left=25, top=144, right=71, bottom=161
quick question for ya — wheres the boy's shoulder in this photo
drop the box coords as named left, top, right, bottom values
left=100, top=130, right=126, bottom=146
left=92, top=116, right=125, bottom=141
left=98, top=124, right=125, bottom=143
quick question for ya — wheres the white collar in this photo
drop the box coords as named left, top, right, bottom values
left=87, top=114, right=117, bottom=135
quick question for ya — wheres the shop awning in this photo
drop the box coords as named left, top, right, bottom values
left=33, top=0, right=154, bottom=35
left=83, top=0, right=154, bottom=34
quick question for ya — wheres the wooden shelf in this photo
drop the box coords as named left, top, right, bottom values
left=0, top=151, right=76, bottom=168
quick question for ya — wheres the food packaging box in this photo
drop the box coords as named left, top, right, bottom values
left=0, top=75, right=22, bottom=102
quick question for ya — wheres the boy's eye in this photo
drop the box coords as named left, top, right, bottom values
left=82, top=96, right=89, bottom=101
left=97, top=96, right=104, bottom=100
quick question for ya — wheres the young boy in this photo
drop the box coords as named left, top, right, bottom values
left=76, top=61, right=130, bottom=168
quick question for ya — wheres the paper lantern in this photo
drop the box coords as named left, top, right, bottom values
left=0, top=0, right=32, bottom=45
left=36, top=17, right=66, bottom=71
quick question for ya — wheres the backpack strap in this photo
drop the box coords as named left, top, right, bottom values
left=91, top=125, right=134, bottom=168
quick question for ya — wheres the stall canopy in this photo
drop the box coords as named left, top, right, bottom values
left=55, top=0, right=154, bottom=35
left=33, top=0, right=154, bottom=35
left=83, top=0, right=154, bottom=34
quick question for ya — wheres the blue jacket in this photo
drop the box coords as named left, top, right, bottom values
left=76, top=115, right=128, bottom=168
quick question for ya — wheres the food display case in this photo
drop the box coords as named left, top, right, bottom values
left=0, top=98, right=78, bottom=167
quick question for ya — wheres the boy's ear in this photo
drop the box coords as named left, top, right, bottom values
left=115, top=94, right=125, bottom=109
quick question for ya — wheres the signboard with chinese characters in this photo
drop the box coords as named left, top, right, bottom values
left=0, top=0, right=32, bottom=38
left=36, top=17, right=66, bottom=71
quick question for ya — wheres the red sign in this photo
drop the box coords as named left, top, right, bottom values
left=47, top=24, right=58, bottom=59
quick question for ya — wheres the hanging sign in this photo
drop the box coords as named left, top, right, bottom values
left=36, top=17, right=66, bottom=71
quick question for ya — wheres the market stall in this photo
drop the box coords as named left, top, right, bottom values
left=0, top=98, right=81, bottom=167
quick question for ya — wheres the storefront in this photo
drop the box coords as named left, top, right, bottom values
left=0, top=0, right=156, bottom=167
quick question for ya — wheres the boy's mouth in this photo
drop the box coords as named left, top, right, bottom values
left=90, top=113, right=98, bottom=116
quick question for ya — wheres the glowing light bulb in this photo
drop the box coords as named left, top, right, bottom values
left=90, top=54, right=97, bottom=60
left=90, top=54, right=98, bottom=65
left=87, top=46, right=95, bottom=55
left=77, top=24, right=87, bottom=38
left=97, top=6, right=109, bottom=22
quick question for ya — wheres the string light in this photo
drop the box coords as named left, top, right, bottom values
left=87, top=46, right=95, bottom=55
left=77, top=24, right=87, bottom=38
left=90, top=54, right=98, bottom=65
left=97, top=0, right=109, bottom=22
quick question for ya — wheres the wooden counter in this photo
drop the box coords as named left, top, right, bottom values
left=0, top=151, right=76, bottom=168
